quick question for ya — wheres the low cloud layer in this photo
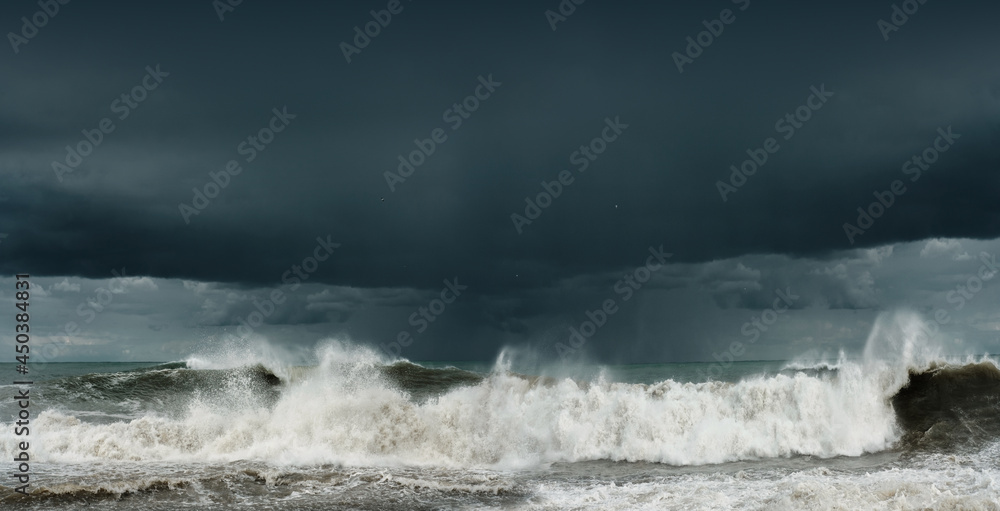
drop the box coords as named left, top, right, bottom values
left=5, top=238, right=999, bottom=364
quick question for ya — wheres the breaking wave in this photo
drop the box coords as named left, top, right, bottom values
left=3, top=312, right=998, bottom=471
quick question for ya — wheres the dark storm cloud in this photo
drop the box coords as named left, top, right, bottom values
left=192, top=283, right=426, bottom=327
left=1, top=0, right=999, bottom=303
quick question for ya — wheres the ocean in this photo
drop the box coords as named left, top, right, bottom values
left=2, top=319, right=999, bottom=509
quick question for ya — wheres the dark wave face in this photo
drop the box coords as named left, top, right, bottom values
left=25, top=363, right=285, bottom=422
left=379, top=361, right=484, bottom=402
left=893, top=361, right=1000, bottom=451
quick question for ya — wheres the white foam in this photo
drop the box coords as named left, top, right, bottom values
left=1, top=313, right=992, bottom=471
left=1, top=349, right=898, bottom=468
left=523, top=464, right=1000, bottom=511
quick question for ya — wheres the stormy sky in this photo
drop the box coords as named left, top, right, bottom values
left=1, top=0, right=998, bottom=364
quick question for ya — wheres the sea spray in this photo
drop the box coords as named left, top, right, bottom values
left=7, top=347, right=901, bottom=467
left=4, top=315, right=997, bottom=470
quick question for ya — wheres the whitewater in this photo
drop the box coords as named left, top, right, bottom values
left=2, top=310, right=999, bottom=510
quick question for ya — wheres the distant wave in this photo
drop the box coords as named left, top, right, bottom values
left=780, top=360, right=842, bottom=372
left=38, top=362, right=284, bottom=411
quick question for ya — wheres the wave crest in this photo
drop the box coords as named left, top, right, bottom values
left=4, top=314, right=998, bottom=469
